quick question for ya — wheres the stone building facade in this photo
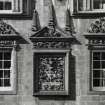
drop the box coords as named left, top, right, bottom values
left=0, top=0, right=105, bottom=105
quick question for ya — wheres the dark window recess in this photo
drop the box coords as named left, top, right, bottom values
left=0, top=70, right=3, bottom=78
left=0, top=2, right=3, bottom=10
left=0, top=51, right=11, bottom=87
left=0, top=79, right=3, bottom=86
left=102, top=52, right=105, bottom=60
left=78, top=0, right=83, bottom=11
left=93, top=52, right=100, bottom=60
left=73, top=0, right=105, bottom=14
left=93, top=61, right=100, bottom=69
left=0, top=53, right=3, bottom=60
left=4, top=61, right=11, bottom=69
left=0, top=1, right=12, bottom=10
left=93, top=70, right=102, bottom=78
left=4, top=70, right=10, bottom=78
left=4, top=52, right=11, bottom=60
left=92, top=52, right=105, bottom=88
left=5, top=2, right=12, bottom=10
left=0, top=61, right=2, bottom=69
left=18, top=0, right=34, bottom=18
left=0, top=0, right=34, bottom=18
left=93, top=79, right=101, bottom=87
left=4, top=79, right=10, bottom=86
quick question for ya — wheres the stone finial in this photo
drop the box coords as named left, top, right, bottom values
left=31, top=0, right=41, bottom=32
left=65, top=0, right=75, bottom=35
left=48, top=0, right=57, bottom=34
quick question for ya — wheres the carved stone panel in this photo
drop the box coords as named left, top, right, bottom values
left=38, top=54, right=65, bottom=91
left=33, top=41, right=71, bottom=49
left=34, top=52, right=69, bottom=95
left=0, top=20, right=17, bottom=34
left=88, top=18, right=105, bottom=33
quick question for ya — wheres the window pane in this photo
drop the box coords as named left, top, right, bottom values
left=78, top=0, right=84, bottom=11
left=0, top=52, right=3, bottom=60
left=103, top=70, right=105, bottom=78
left=4, top=61, right=11, bottom=69
left=93, top=0, right=105, bottom=9
left=93, top=52, right=100, bottom=60
left=0, top=0, right=12, bottom=10
left=93, top=79, right=102, bottom=86
left=102, top=0, right=105, bottom=9
left=5, top=2, right=12, bottom=10
left=77, top=0, right=105, bottom=11
left=4, top=79, right=10, bottom=86
left=0, top=61, right=2, bottom=69
left=0, top=2, right=3, bottom=10
left=102, top=61, right=105, bottom=68
left=0, top=79, right=3, bottom=86
left=93, top=70, right=103, bottom=78
left=103, top=79, right=105, bottom=86
left=0, top=70, right=3, bottom=78
left=92, top=51, right=105, bottom=88
left=102, top=52, right=105, bottom=60
left=93, top=0, right=101, bottom=9
left=4, top=52, right=11, bottom=60
left=93, top=61, right=100, bottom=69
left=4, top=70, right=10, bottom=78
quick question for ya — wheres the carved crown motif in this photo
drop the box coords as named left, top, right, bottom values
left=88, top=18, right=105, bottom=33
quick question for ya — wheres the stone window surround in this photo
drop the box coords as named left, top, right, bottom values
left=90, top=50, right=105, bottom=91
left=0, top=0, right=22, bottom=14
left=33, top=50, right=69, bottom=96
left=84, top=33, right=105, bottom=94
left=73, top=0, right=105, bottom=14
left=0, top=0, right=34, bottom=18
left=0, top=44, right=17, bottom=95
left=0, top=20, right=24, bottom=94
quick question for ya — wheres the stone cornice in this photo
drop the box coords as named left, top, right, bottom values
left=84, top=33, right=105, bottom=49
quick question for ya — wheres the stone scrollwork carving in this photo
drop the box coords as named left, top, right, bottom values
left=0, top=41, right=15, bottom=46
left=33, top=41, right=71, bottom=49
left=88, top=18, right=105, bottom=33
left=0, top=20, right=17, bottom=34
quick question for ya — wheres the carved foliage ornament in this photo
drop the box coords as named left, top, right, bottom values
left=39, top=56, right=65, bottom=91
left=0, top=20, right=17, bottom=34
left=33, top=41, right=71, bottom=49
left=88, top=18, right=105, bottom=33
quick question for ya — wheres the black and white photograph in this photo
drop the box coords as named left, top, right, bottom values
left=0, top=0, right=105, bottom=105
